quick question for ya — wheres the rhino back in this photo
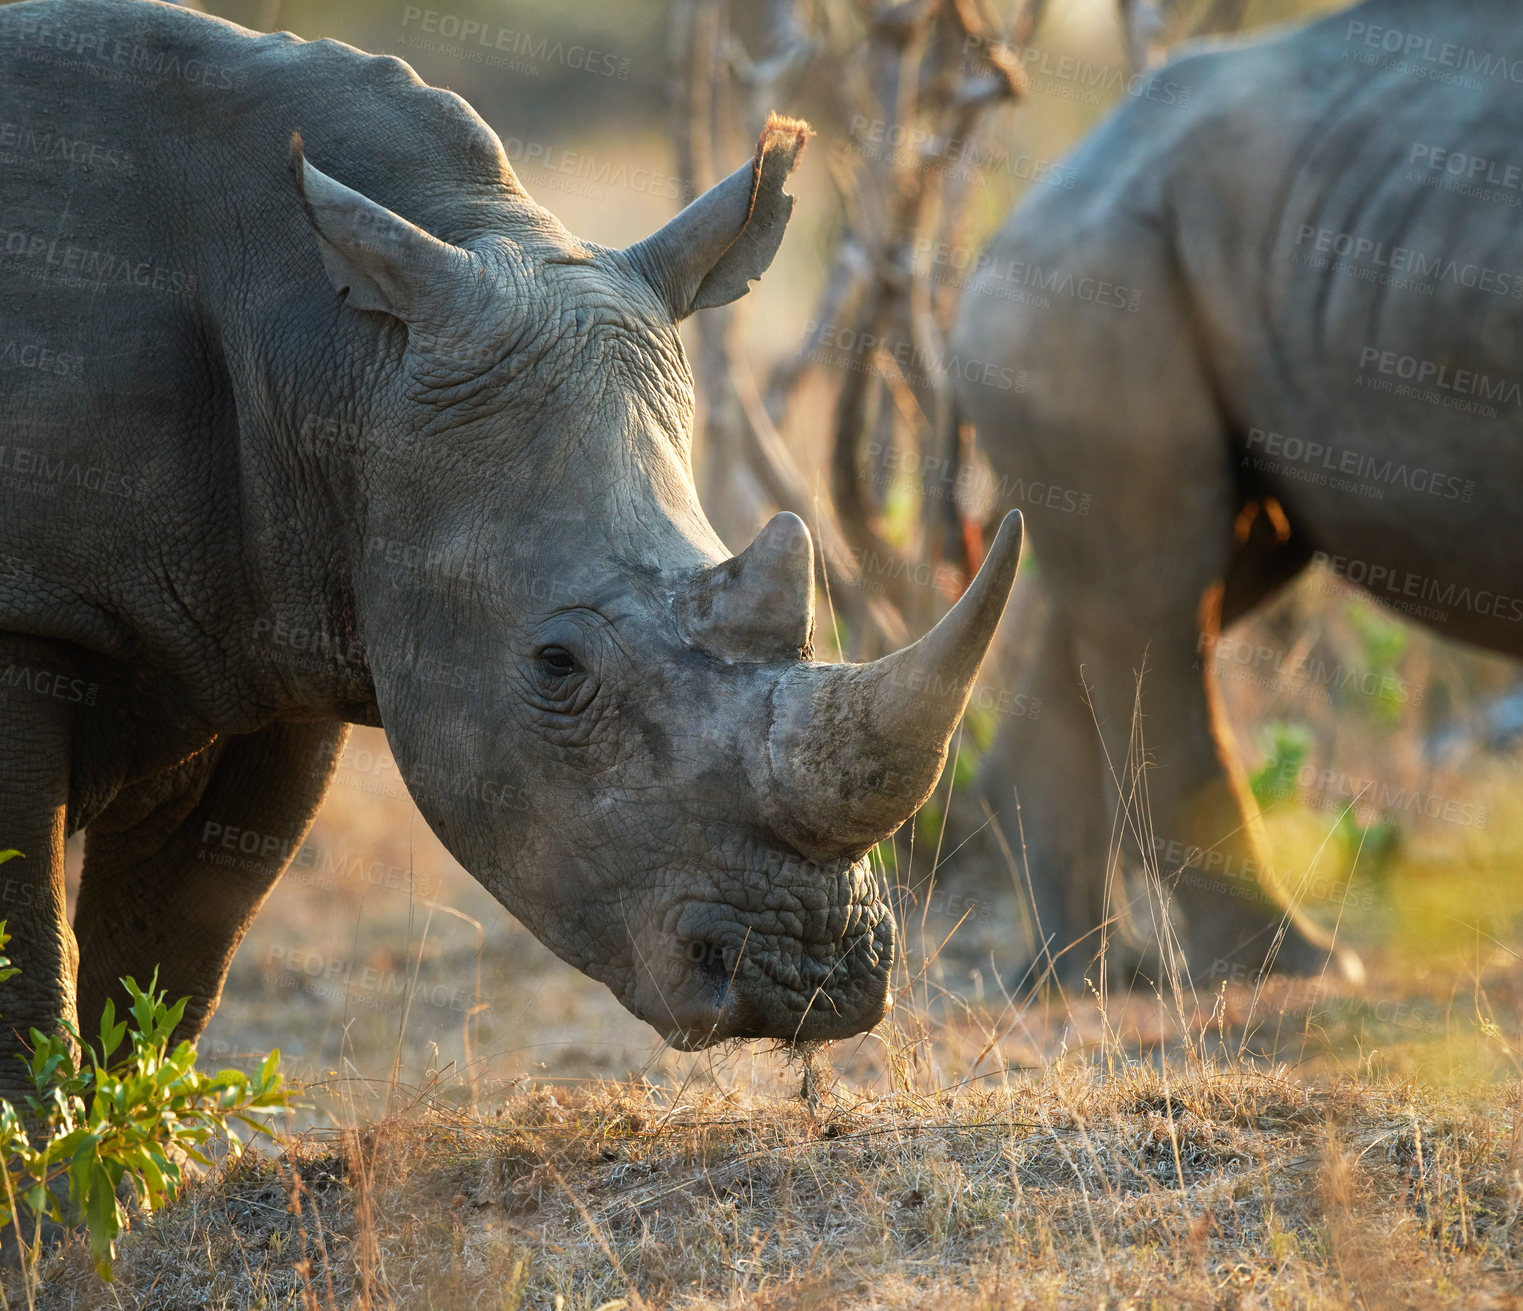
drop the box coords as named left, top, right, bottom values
left=1160, top=2, right=1523, bottom=442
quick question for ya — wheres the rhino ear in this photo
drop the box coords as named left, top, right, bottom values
left=626, top=114, right=813, bottom=322
left=289, top=132, right=474, bottom=324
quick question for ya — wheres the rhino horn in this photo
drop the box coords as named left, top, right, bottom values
left=626, top=114, right=813, bottom=321
left=679, top=512, right=815, bottom=661
left=757, top=511, right=1024, bottom=859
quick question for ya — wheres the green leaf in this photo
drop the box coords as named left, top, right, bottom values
left=97, top=999, right=127, bottom=1064
left=125, top=974, right=159, bottom=1037
left=85, top=1159, right=122, bottom=1280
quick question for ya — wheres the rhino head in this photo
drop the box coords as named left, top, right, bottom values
left=289, top=118, right=1022, bottom=1050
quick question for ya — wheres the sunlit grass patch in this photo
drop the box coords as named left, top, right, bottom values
left=18, top=1047, right=1523, bottom=1309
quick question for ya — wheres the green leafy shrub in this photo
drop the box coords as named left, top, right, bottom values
left=1249, top=721, right=1315, bottom=806
left=0, top=849, right=290, bottom=1281
left=1344, top=599, right=1411, bottom=725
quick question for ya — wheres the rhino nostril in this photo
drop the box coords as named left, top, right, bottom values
left=684, top=938, right=732, bottom=990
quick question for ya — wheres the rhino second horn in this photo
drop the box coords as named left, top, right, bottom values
left=757, top=510, right=1024, bottom=860
left=679, top=512, right=815, bottom=661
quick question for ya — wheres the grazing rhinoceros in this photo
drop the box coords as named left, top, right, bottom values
left=0, top=0, right=1024, bottom=1096
left=950, top=0, right=1519, bottom=981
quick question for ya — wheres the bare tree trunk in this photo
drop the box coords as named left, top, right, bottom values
left=669, top=3, right=858, bottom=562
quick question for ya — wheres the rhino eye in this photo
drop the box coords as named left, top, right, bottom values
left=538, top=646, right=578, bottom=679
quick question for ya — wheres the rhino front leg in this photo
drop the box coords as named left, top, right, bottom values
left=73, top=721, right=348, bottom=1048
left=0, top=636, right=82, bottom=1105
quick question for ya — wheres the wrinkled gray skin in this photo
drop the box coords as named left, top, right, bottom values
left=0, top=0, right=1024, bottom=1100
left=951, top=0, right=1519, bottom=983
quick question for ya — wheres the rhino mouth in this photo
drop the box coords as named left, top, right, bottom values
left=633, top=859, right=897, bottom=1051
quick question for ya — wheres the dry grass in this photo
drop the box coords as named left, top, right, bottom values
left=22, top=839, right=1523, bottom=1311
left=22, top=846, right=1523, bottom=1310
left=20, top=1025, right=1523, bottom=1310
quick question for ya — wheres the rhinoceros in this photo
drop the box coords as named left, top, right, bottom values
left=0, top=0, right=1024, bottom=1097
left=950, top=0, right=1517, bottom=981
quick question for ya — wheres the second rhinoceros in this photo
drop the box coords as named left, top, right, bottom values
left=0, top=0, right=1022, bottom=1091
left=950, top=0, right=1518, bottom=981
